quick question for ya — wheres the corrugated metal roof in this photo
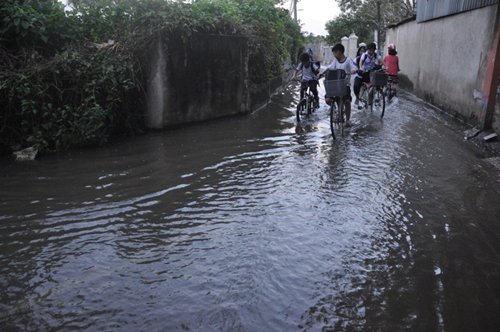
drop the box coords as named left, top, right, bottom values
left=417, top=0, right=498, bottom=22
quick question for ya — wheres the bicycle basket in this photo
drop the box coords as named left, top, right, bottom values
left=325, top=69, right=346, bottom=80
left=324, top=79, right=347, bottom=97
left=370, top=71, right=388, bottom=86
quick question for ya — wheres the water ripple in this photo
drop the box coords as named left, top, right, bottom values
left=1, top=88, right=500, bottom=331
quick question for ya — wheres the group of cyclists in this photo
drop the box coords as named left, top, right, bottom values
left=295, top=42, right=400, bottom=127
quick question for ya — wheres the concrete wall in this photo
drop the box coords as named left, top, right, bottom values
left=339, top=33, right=360, bottom=60
left=307, top=34, right=359, bottom=66
left=386, top=5, right=499, bottom=127
left=145, top=32, right=250, bottom=129
left=305, top=42, right=326, bottom=62
left=347, top=33, right=359, bottom=60
left=249, top=71, right=294, bottom=111
left=322, top=46, right=334, bottom=65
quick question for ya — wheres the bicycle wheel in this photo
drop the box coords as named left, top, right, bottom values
left=329, top=104, right=336, bottom=140
left=307, top=95, right=314, bottom=115
left=379, top=88, right=386, bottom=119
left=296, top=100, right=305, bottom=123
left=385, top=83, right=393, bottom=102
left=390, top=85, right=397, bottom=100
left=337, top=99, right=345, bottom=137
left=383, top=84, right=389, bottom=99
left=369, top=87, right=374, bottom=112
left=371, top=88, right=386, bottom=117
left=359, top=85, right=369, bottom=110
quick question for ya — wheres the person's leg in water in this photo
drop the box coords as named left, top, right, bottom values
left=353, top=76, right=362, bottom=106
left=362, top=72, right=372, bottom=106
left=309, top=80, right=319, bottom=108
left=300, top=81, right=307, bottom=101
left=344, top=86, right=353, bottom=127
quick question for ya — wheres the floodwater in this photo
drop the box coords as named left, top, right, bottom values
left=1, top=83, right=500, bottom=331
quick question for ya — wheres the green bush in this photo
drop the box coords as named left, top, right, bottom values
left=0, top=46, right=139, bottom=151
left=0, top=0, right=72, bottom=53
left=0, top=0, right=302, bottom=154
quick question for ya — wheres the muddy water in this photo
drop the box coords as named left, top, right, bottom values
left=1, top=83, right=500, bottom=331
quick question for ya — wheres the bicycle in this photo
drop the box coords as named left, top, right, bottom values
left=359, top=69, right=388, bottom=119
left=324, top=69, right=348, bottom=140
left=384, top=75, right=398, bottom=102
left=296, top=81, right=318, bottom=123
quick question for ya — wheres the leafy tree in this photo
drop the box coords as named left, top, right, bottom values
left=337, top=0, right=415, bottom=17
left=304, top=33, right=325, bottom=43
left=326, top=0, right=415, bottom=45
left=0, top=0, right=72, bottom=53
left=325, top=12, right=372, bottom=45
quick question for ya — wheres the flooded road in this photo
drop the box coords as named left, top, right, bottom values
left=1, top=83, right=500, bottom=331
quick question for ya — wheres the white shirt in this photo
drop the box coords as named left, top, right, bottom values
left=296, top=62, right=320, bottom=81
left=360, top=51, right=381, bottom=71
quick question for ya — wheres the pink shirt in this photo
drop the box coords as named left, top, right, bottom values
left=384, top=55, right=399, bottom=76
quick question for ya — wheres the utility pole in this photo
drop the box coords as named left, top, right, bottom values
left=293, top=0, right=298, bottom=21
left=375, top=0, right=381, bottom=47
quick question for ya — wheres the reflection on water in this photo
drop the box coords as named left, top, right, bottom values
left=1, top=84, right=500, bottom=331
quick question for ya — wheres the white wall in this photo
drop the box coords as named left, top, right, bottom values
left=322, top=46, right=334, bottom=65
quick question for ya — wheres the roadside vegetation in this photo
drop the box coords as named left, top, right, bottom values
left=0, top=0, right=302, bottom=154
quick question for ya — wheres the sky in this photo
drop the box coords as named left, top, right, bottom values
left=281, top=0, right=341, bottom=36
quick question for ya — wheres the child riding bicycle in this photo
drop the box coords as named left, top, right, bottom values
left=323, top=43, right=355, bottom=127
left=355, top=42, right=383, bottom=108
left=383, top=44, right=399, bottom=76
left=296, top=52, right=320, bottom=108
left=383, top=44, right=400, bottom=100
left=353, top=44, right=367, bottom=107
left=360, top=42, right=383, bottom=74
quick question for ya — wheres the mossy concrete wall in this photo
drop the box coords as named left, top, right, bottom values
left=145, top=31, right=291, bottom=129
left=145, top=32, right=250, bottom=129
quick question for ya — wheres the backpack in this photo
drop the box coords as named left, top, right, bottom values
left=301, top=61, right=320, bottom=75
